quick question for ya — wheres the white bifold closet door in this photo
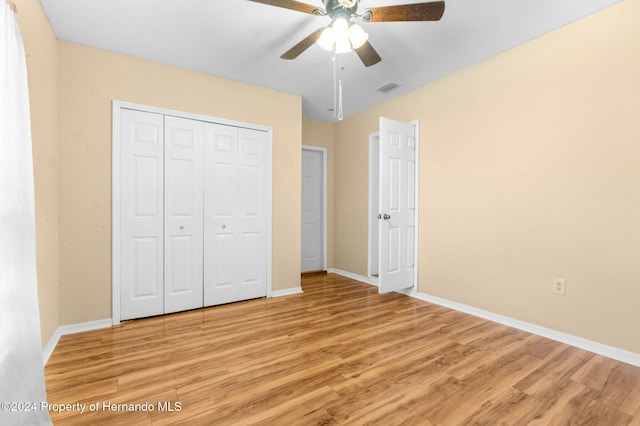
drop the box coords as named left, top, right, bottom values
left=119, top=108, right=268, bottom=321
left=204, top=124, right=268, bottom=306
left=120, top=109, right=165, bottom=320
left=164, top=116, right=204, bottom=314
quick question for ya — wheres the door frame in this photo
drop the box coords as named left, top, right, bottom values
left=367, top=120, right=420, bottom=291
left=367, top=133, right=380, bottom=281
left=301, top=145, right=328, bottom=272
left=112, top=100, right=273, bottom=325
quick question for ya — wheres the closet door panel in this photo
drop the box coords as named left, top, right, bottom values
left=204, top=124, right=239, bottom=306
left=238, top=129, right=268, bottom=300
left=120, top=109, right=165, bottom=320
left=164, top=116, right=204, bottom=314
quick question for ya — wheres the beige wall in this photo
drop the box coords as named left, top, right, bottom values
left=57, top=42, right=302, bottom=325
left=334, top=0, right=640, bottom=353
left=16, top=0, right=60, bottom=347
left=302, top=119, right=335, bottom=269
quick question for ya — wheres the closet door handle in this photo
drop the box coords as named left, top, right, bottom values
left=179, top=226, right=184, bottom=230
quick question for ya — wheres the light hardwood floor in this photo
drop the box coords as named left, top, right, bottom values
left=45, top=274, right=640, bottom=425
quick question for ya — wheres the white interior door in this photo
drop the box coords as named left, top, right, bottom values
left=301, top=149, right=324, bottom=272
left=164, top=116, right=204, bottom=313
left=120, top=109, right=165, bottom=320
left=378, top=117, right=417, bottom=293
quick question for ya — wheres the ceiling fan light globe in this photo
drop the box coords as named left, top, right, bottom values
left=317, top=27, right=335, bottom=51
left=332, top=16, right=350, bottom=37
left=348, top=23, right=368, bottom=49
left=335, top=38, right=352, bottom=54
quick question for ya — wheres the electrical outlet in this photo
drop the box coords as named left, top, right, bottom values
left=553, top=278, right=566, bottom=295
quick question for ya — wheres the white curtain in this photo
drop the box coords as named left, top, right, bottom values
left=0, top=2, right=51, bottom=425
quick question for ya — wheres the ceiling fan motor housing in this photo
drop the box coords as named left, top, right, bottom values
left=324, top=0, right=360, bottom=16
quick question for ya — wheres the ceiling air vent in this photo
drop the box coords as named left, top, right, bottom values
left=375, top=81, right=400, bottom=93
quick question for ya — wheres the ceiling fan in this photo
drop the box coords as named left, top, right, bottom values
left=248, top=0, right=445, bottom=67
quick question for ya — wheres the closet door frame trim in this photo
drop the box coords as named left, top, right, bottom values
left=112, top=100, right=273, bottom=325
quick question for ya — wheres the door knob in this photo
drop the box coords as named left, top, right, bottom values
left=377, top=214, right=382, bottom=219
left=179, top=225, right=184, bottom=230
left=383, top=214, right=391, bottom=220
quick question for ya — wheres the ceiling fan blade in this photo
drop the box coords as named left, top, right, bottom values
left=247, top=0, right=322, bottom=15
left=365, top=1, right=445, bottom=22
left=355, top=40, right=382, bottom=67
left=281, top=28, right=325, bottom=60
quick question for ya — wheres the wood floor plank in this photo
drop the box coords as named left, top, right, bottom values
left=629, top=409, right=640, bottom=426
left=422, top=351, right=544, bottom=424
left=571, top=354, right=620, bottom=392
left=516, top=347, right=594, bottom=397
left=44, top=273, right=640, bottom=425
left=599, top=363, right=640, bottom=416
left=568, top=399, right=633, bottom=425
left=457, top=386, right=533, bottom=426
left=521, top=381, right=599, bottom=426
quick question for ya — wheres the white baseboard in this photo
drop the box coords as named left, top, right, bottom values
left=43, top=318, right=112, bottom=366
left=327, top=268, right=378, bottom=286
left=397, top=288, right=640, bottom=368
left=272, top=287, right=303, bottom=298
left=330, top=268, right=640, bottom=367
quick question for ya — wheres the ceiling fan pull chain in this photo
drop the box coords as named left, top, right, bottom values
left=332, top=54, right=338, bottom=118
left=338, top=79, right=344, bottom=121
left=337, top=62, right=344, bottom=121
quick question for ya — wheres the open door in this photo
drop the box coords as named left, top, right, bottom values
left=378, top=117, right=417, bottom=293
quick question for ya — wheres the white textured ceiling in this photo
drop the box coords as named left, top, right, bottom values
left=39, top=0, right=619, bottom=122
